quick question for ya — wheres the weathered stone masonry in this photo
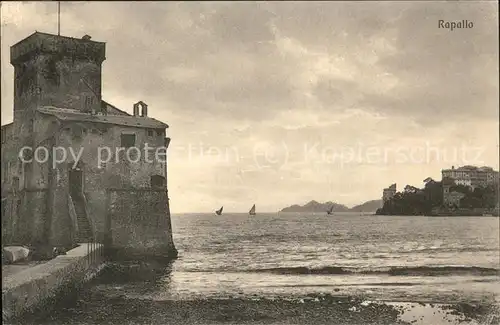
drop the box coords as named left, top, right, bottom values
left=1, top=31, right=177, bottom=259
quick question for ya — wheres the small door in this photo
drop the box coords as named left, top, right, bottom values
left=69, top=169, right=83, bottom=195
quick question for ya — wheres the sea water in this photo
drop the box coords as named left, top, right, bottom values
left=26, top=213, right=500, bottom=324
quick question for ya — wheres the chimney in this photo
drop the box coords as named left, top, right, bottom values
left=141, top=102, right=148, bottom=117
left=452, top=166, right=455, bottom=170
left=133, top=103, right=140, bottom=116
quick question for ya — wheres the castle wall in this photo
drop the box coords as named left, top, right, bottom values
left=2, top=243, right=105, bottom=322
left=106, top=188, right=177, bottom=260
left=1, top=124, right=21, bottom=245
left=1, top=113, right=56, bottom=246
left=53, top=121, right=167, bottom=244
left=1, top=123, right=16, bottom=191
left=4, top=115, right=172, bottom=249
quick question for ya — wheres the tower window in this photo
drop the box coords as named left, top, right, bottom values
left=16, top=199, right=22, bottom=215
left=73, top=127, right=84, bottom=139
left=85, top=97, right=92, bottom=111
left=147, top=130, right=153, bottom=137
left=46, top=58, right=60, bottom=86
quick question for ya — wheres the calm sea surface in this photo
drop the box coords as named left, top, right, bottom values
left=112, top=213, right=500, bottom=303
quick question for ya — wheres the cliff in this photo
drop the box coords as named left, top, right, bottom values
left=376, top=182, right=498, bottom=216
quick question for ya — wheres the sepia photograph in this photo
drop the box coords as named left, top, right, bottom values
left=1, top=1, right=499, bottom=324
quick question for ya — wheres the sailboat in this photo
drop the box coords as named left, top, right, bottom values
left=249, top=204, right=256, bottom=216
left=215, top=206, right=223, bottom=215
left=326, top=205, right=334, bottom=215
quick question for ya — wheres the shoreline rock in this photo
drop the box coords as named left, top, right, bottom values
left=3, top=246, right=30, bottom=264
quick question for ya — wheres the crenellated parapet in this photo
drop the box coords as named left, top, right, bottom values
left=11, top=32, right=106, bottom=65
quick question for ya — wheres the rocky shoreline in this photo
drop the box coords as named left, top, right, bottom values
left=15, top=290, right=500, bottom=325
left=9, top=261, right=499, bottom=325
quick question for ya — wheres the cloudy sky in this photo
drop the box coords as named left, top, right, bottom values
left=1, top=1, right=498, bottom=213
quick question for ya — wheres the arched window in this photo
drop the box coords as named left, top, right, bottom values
left=133, top=101, right=148, bottom=117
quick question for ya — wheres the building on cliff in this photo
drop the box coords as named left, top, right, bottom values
left=382, top=183, right=397, bottom=203
left=441, top=177, right=464, bottom=208
left=441, top=165, right=499, bottom=189
left=1, top=31, right=177, bottom=259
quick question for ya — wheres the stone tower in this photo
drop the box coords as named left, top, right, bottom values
left=10, top=31, right=106, bottom=194
left=10, top=32, right=106, bottom=133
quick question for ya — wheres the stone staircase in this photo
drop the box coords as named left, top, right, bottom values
left=71, top=193, right=93, bottom=242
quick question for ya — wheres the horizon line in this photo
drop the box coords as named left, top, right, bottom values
left=170, top=211, right=375, bottom=214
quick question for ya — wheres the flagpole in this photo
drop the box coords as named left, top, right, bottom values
left=58, top=1, right=60, bottom=36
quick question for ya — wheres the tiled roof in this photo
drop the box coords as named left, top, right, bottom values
left=478, top=166, right=494, bottom=172
left=37, top=106, right=168, bottom=129
left=102, top=100, right=131, bottom=116
left=456, top=166, right=477, bottom=171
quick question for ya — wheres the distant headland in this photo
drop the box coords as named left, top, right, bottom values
left=280, top=199, right=383, bottom=213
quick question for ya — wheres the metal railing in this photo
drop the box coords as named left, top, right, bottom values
left=86, top=235, right=104, bottom=266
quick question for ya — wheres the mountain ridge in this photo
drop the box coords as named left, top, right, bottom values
left=349, top=199, right=383, bottom=212
left=280, top=199, right=383, bottom=213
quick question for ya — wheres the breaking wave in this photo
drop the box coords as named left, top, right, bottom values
left=245, top=266, right=500, bottom=276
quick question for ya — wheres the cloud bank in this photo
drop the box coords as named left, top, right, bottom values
left=1, top=1, right=498, bottom=212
